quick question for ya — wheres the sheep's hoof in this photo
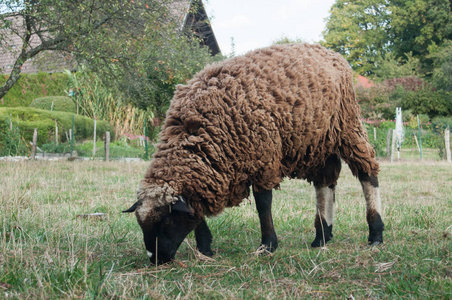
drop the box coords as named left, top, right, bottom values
left=369, top=240, right=382, bottom=247
left=197, top=248, right=215, bottom=257
left=203, top=250, right=215, bottom=257
left=311, top=239, right=323, bottom=248
left=311, top=234, right=333, bottom=248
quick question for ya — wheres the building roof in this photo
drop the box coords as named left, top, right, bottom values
left=0, top=0, right=220, bottom=74
left=0, top=14, right=75, bottom=74
left=355, top=75, right=375, bottom=88
left=181, top=0, right=221, bottom=56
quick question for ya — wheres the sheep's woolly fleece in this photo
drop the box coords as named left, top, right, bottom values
left=138, top=43, right=379, bottom=217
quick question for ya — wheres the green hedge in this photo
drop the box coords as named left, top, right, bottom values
left=0, top=107, right=112, bottom=147
left=0, top=72, right=70, bottom=107
left=29, top=96, right=76, bottom=113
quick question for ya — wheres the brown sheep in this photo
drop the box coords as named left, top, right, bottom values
left=124, top=43, right=384, bottom=264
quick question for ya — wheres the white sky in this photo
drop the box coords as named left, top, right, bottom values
left=204, top=0, right=336, bottom=56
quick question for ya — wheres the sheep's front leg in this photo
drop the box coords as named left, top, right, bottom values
left=195, top=219, right=214, bottom=257
left=358, top=171, right=384, bottom=245
left=311, top=184, right=335, bottom=247
left=254, top=189, right=278, bottom=252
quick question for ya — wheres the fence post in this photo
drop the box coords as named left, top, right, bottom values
left=105, top=131, right=110, bottom=162
left=55, top=120, right=58, bottom=145
left=71, top=115, right=75, bottom=157
left=386, top=129, right=392, bottom=158
left=417, top=115, right=423, bottom=160
left=446, top=127, right=451, bottom=163
left=31, top=128, right=38, bottom=160
left=93, top=118, right=97, bottom=158
left=390, top=129, right=396, bottom=163
left=413, top=133, right=420, bottom=153
left=144, top=120, right=148, bottom=160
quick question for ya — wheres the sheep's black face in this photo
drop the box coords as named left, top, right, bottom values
left=124, top=199, right=199, bottom=265
left=142, top=208, right=199, bottom=264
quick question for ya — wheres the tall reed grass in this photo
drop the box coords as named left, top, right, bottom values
left=66, top=68, right=154, bottom=138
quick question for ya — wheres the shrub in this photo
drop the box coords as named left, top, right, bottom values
left=0, top=107, right=112, bottom=147
left=0, top=72, right=70, bottom=107
left=29, top=96, right=76, bottom=113
left=431, top=116, right=452, bottom=133
left=402, top=90, right=452, bottom=119
left=0, top=120, right=30, bottom=156
left=364, top=120, right=395, bottom=157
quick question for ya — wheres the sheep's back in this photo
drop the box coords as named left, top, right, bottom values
left=150, top=44, right=362, bottom=216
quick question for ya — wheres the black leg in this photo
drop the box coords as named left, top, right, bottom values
left=254, top=189, right=278, bottom=252
left=195, top=219, right=214, bottom=257
left=358, top=171, right=384, bottom=245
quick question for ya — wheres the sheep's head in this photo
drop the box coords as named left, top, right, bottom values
left=123, top=184, right=200, bottom=265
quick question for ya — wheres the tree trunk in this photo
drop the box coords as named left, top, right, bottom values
left=0, top=66, right=23, bottom=100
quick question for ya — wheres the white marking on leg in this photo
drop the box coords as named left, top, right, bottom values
left=315, top=186, right=335, bottom=226
left=147, top=251, right=154, bottom=259
left=361, top=182, right=382, bottom=215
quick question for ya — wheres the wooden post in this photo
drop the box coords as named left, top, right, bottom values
left=386, top=129, right=392, bottom=158
left=55, top=120, right=58, bottom=145
left=93, top=118, right=97, bottom=158
left=31, top=128, right=38, bottom=160
left=9, top=119, right=12, bottom=131
left=446, top=127, right=451, bottom=163
left=144, top=120, right=148, bottom=160
left=417, top=115, right=423, bottom=160
left=413, top=133, right=420, bottom=153
left=71, top=115, right=74, bottom=157
left=390, top=129, right=396, bottom=163
left=105, top=131, right=110, bottom=162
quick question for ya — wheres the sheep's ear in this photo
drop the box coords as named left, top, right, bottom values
left=171, top=196, right=193, bottom=214
left=122, top=202, right=139, bottom=213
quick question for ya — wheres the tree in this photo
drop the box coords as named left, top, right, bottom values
left=430, top=40, right=452, bottom=90
left=390, top=0, right=452, bottom=74
left=0, top=0, right=176, bottom=99
left=322, top=0, right=391, bottom=75
left=373, top=52, right=421, bottom=80
left=119, top=33, right=223, bottom=118
left=322, top=0, right=452, bottom=76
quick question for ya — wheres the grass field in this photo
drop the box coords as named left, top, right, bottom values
left=1, top=160, right=451, bottom=299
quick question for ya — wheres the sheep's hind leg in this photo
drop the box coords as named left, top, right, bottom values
left=311, top=184, right=336, bottom=247
left=358, top=171, right=384, bottom=245
left=254, top=189, right=278, bottom=252
left=195, top=219, right=214, bottom=257
left=310, top=154, right=341, bottom=247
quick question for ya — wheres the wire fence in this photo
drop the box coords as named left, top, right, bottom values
left=1, top=117, right=451, bottom=163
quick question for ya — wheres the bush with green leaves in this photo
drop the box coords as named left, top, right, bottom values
left=29, top=96, right=76, bottom=113
left=0, top=72, right=69, bottom=107
left=364, top=120, right=395, bottom=157
left=0, top=107, right=112, bottom=147
left=402, top=89, right=452, bottom=119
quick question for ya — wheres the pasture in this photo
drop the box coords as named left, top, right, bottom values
left=1, top=160, right=451, bottom=299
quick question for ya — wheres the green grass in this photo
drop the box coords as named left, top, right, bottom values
left=75, top=141, right=146, bottom=159
left=1, top=161, right=451, bottom=299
